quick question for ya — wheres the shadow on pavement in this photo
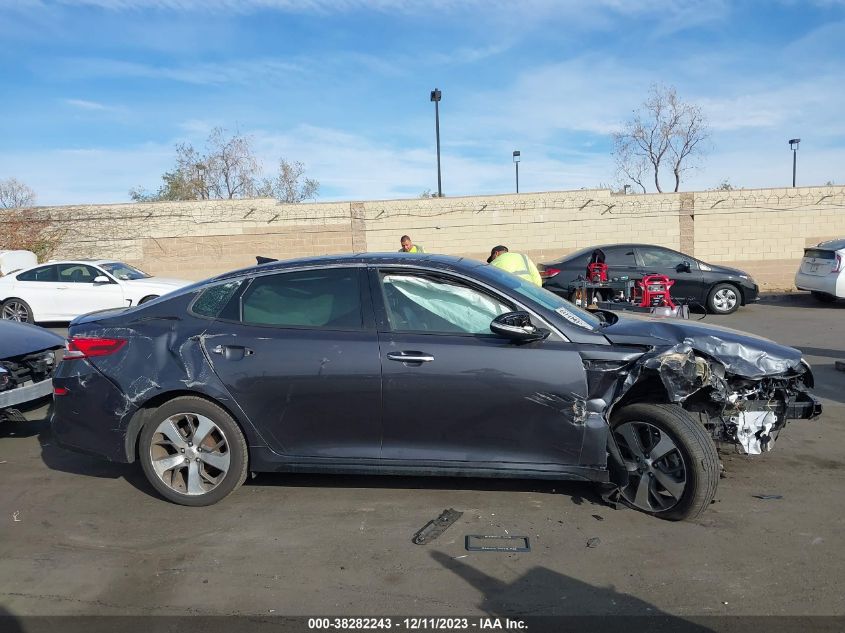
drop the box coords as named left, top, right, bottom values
left=251, top=471, right=609, bottom=509
left=430, top=550, right=713, bottom=629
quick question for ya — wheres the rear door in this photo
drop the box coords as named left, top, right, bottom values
left=602, top=246, right=640, bottom=281
left=635, top=246, right=704, bottom=303
left=201, top=267, right=383, bottom=459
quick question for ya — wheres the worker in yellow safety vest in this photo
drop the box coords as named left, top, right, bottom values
left=487, top=245, right=543, bottom=287
left=399, top=235, right=425, bottom=253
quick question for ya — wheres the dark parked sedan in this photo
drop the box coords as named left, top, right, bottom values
left=1, top=321, right=64, bottom=422
left=541, top=244, right=759, bottom=314
left=51, top=254, right=818, bottom=521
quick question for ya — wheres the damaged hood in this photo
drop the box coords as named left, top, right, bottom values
left=602, top=313, right=804, bottom=378
left=0, top=321, right=65, bottom=358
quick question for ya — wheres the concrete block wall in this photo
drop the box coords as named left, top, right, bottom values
left=3, top=185, right=843, bottom=290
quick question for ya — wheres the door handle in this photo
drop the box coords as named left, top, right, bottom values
left=212, top=344, right=254, bottom=361
left=56, top=286, right=68, bottom=290
left=387, top=351, right=434, bottom=363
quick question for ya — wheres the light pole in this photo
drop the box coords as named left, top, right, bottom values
left=430, top=88, right=442, bottom=197
left=789, top=138, right=801, bottom=187
left=512, top=150, right=520, bottom=193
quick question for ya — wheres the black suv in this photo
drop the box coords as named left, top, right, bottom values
left=541, top=244, right=759, bottom=314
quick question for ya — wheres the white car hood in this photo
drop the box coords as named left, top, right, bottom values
left=122, top=277, right=192, bottom=291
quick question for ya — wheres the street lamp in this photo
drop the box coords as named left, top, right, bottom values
left=512, top=150, right=521, bottom=193
left=789, top=138, right=801, bottom=188
left=430, top=88, right=443, bottom=197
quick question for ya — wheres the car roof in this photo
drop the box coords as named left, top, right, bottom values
left=554, top=243, right=684, bottom=262
left=211, top=253, right=486, bottom=282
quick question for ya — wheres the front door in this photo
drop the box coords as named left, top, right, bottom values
left=635, top=246, right=704, bottom=303
left=56, top=263, right=125, bottom=318
left=372, top=269, right=587, bottom=467
left=202, top=267, right=382, bottom=459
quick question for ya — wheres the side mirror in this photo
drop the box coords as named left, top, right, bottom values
left=677, top=261, right=692, bottom=273
left=93, top=275, right=110, bottom=284
left=490, top=311, right=550, bottom=343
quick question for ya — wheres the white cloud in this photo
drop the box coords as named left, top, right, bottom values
left=63, top=98, right=112, bottom=111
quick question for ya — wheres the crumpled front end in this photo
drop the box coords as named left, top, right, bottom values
left=621, top=341, right=821, bottom=455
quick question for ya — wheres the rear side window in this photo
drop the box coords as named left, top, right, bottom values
left=603, top=247, right=638, bottom=267
left=16, top=265, right=57, bottom=282
left=192, top=281, right=243, bottom=319
left=241, top=268, right=363, bottom=329
left=803, top=249, right=835, bottom=260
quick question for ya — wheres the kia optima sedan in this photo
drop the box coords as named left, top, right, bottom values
left=51, top=254, right=820, bottom=521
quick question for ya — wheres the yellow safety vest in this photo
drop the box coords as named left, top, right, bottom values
left=491, top=252, right=543, bottom=287
left=399, top=245, right=425, bottom=253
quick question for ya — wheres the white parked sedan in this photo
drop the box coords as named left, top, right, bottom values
left=794, top=238, right=845, bottom=303
left=0, top=260, right=191, bottom=322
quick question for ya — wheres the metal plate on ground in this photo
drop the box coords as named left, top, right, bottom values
left=465, top=535, right=531, bottom=552
left=412, top=508, right=463, bottom=545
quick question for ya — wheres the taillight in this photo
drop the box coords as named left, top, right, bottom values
left=540, top=267, right=560, bottom=279
left=64, top=337, right=127, bottom=360
left=831, top=254, right=842, bottom=274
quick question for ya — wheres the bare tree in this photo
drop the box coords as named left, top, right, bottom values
left=130, top=129, right=319, bottom=204
left=259, top=159, right=320, bottom=203
left=612, top=84, right=709, bottom=193
left=0, top=177, right=37, bottom=208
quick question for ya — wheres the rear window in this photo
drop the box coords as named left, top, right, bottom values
left=803, top=249, right=836, bottom=260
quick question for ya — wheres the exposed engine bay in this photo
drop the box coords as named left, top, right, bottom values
left=617, top=343, right=820, bottom=455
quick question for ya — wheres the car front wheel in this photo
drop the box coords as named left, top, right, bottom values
left=707, top=283, right=740, bottom=314
left=139, top=396, right=248, bottom=506
left=1, top=298, right=34, bottom=323
left=611, top=404, right=719, bottom=521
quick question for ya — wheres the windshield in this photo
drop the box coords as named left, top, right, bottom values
left=100, top=262, right=151, bottom=280
left=474, top=264, right=602, bottom=331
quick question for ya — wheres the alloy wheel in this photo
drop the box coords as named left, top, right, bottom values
left=149, top=413, right=231, bottom=496
left=1, top=301, right=29, bottom=322
left=712, top=288, right=738, bottom=312
left=614, top=421, right=687, bottom=513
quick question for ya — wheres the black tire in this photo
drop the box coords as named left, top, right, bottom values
left=1, top=298, right=35, bottom=323
left=610, top=403, right=719, bottom=521
left=706, top=283, right=741, bottom=314
left=139, top=396, right=248, bottom=506
left=139, top=295, right=159, bottom=304
left=811, top=291, right=837, bottom=303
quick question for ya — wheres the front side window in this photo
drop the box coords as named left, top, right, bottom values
left=241, top=268, right=363, bottom=329
left=380, top=273, right=512, bottom=335
left=58, top=264, right=102, bottom=283
left=16, top=265, right=57, bottom=282
left=638, top=248, right=694, bottom=269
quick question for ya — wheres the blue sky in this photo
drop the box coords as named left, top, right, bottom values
left=2, top=0, right=844, bottom=205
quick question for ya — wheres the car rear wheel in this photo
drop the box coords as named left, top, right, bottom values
left=139, top=396, right=248, bottom=506
left=811, top=291, right=837, bottom=303
left=707, top=283, right=740, bottom=314
left=611, top=404, right=719, bottom=521
left=1, top=298, right=34, bottom=323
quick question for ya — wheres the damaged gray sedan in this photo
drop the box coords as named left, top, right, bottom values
left=50, top=254, right=820, bottom=521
